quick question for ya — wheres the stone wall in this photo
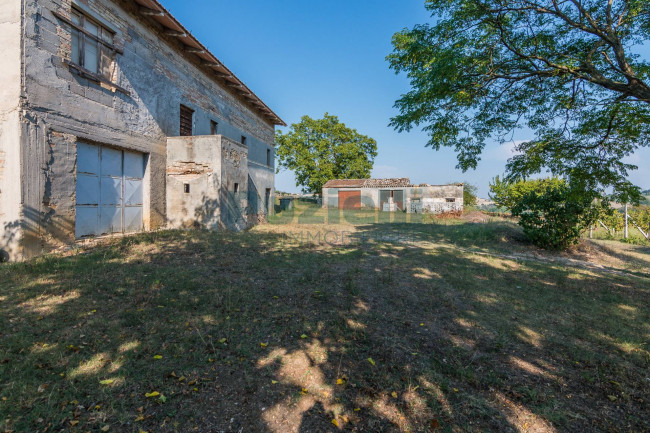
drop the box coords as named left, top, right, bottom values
left=6, top=0, right=277, bottom=259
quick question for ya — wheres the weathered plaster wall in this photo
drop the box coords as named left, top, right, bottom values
left=322, top=188, right=337, bottom=208
left=0, top=0, right=23, bottom=260
left=247, top=161, right=274, bottom=219
left=322, top=184, right=464, bottom=214
left=166, top=135, right=222, bottom=229
left=407, top=185, right=464, bottom=213
left=167, top=135, right=250, bottom=231
left=13, top=0, right=276, bottom=259
left=219, top=136, right=249, bottom=230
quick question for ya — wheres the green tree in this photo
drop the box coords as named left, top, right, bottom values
left=275, top=114, right=378, bottom=194
left=489, top=176, right=566, bottom=210
left=462, top=182, right=478, bottom=207
left=388, top=0, right=650, bottom=203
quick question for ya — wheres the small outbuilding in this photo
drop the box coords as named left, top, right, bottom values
left=322, top=178, right=463, bottom=213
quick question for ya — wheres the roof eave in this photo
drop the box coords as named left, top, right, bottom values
left=131, top=0, right=286, bottom=126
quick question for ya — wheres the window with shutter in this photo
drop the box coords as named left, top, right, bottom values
left=180, top=105, right=194, bottom=136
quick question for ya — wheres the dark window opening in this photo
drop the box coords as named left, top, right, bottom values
left=69, top=9, right=116, bottom=82
left=241, top=135, right=247, bottom=145
left=184, top=183, right=190, bottom=194
left=180, top=105, right=194, bottom=136
left=234, top=183, right=239, bottom=194
left=446, top=198, right=455, bottom=203
left=266, top=148, right=271, bottom=166
left=210, top=120, right=218, bottom=135
left=265, top=188, right=271, bottom=214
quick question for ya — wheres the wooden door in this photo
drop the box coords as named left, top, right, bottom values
left=338, top=190, right=361, bottom=210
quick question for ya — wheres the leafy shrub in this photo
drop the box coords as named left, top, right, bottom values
left=490, top=176, right=565, bottom=210
left=491, top=177, right=601, bottom=250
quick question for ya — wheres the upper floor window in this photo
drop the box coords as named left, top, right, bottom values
left=240, top=135, right=247, bottom=145
left=70, top=9, right=116, bottom=82
left=180, top=105, right=194, bottom=136
left=210, top=120, right=219, bottom=135
left=267, top=148, right=271, bottom=166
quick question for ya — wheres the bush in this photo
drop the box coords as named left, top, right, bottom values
left=490, top=177, right=601, bottom=250
left=490, top=176, right=565, bottom=210
left=513, top=181, right=601, bottom=250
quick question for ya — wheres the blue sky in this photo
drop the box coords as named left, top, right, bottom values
left=163, top=0, right=649, bottom=197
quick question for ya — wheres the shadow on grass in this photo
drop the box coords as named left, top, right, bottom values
left=0, top=227, right=648, bottom=432
left=588, top=240, right=650, bottom=271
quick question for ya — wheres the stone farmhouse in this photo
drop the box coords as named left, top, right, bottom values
left=0, top=0, right=285, bottom=261
left=322, top=179, right=464, bottom=213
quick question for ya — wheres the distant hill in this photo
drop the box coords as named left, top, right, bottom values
left=643, top=189, right=650, bottom=195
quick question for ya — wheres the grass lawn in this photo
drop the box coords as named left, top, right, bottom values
left=1, top=209, right=649, bottom=432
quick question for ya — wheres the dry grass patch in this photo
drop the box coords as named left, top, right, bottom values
left=0, top=220, right=648, bottom=432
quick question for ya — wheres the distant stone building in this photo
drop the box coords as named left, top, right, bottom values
left=0, top=0, right=285, bottom=260
left=322, top=179, right=464, bottom=213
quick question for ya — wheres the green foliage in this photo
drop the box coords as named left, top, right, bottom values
left=462, top=182, right=478, bottom=207
left=598, top=207, right=625, bottom=232
left=388, top=0, right=650, bottom=202
left=275, top=113, right=378, bottom=194
left=629, top=206, right=650, bottom=232
left=597, top=205, right=650, bottom=234
left=490, top=177, right=602, bottom=249
left=512, top=181, right=602, bottom=250
left=489, top=176, right=566, bottom=210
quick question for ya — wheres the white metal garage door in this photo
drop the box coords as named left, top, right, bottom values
left=75, top=142, right=144, bottom=238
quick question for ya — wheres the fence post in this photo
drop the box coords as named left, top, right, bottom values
left=624, top=203, right=629, bottom=239
left=598, top=219, right=611, bottom=235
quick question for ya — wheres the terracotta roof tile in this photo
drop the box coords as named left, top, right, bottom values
left=322, top=178, right=412, bottom=188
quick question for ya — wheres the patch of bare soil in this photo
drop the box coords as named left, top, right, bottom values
left=560, top=239, right=628, bottom=267
left=460, top=211, right=491, bottom=223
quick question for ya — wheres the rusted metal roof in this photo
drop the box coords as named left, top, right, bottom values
left=131, top=0, right=285, bottom=126
left=323, top=178, right=412, bottom=189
